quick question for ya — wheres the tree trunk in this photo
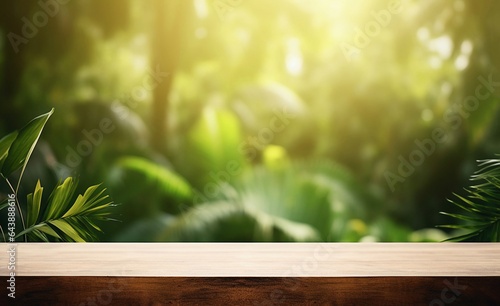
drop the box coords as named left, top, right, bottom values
left=150, top=0, right=192, bottom=153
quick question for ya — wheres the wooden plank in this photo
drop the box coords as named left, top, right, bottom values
left=6, top=277, right=500, bottom=305
left=1, top=243, right=500, bottom=277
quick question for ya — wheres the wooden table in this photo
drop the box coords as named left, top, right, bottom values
left=1, top=243, right=499, bottom=305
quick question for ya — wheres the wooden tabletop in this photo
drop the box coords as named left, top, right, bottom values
left=1, top=243, right=499, bottom=277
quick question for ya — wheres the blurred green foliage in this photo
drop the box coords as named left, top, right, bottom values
left=1, top=0, right=500, bottom=242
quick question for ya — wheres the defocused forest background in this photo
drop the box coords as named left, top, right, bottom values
left=1, top=0, right=500, bottom=242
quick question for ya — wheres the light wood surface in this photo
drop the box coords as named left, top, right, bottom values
left=1, top=243, right=499, bottom=277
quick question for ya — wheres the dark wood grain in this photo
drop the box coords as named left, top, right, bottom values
left=6, top=277, right=500, bottom=305
left=2, top=244, right=499, bottom=304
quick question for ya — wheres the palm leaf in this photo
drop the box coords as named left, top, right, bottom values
left=37, top=224, right=62, bottom=239
left=230, top=166, right=333, bottom=240
left=0, top=197, right=9, bottom=212
left=27, top=180, right=43, bottom=227
left=49, top=219, right=85, bottom=242
left=441, top=155, right=500, bottom=242
left=156, top=159, right=381, bottom=242
left=42, top=177, right=79, bottom=220
left=28, top=229, right=50, bottom=242
left=16, top=178, right=115, bottom=242
left=158, top=201, right=319, bottom=242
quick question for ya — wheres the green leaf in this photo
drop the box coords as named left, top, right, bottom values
left=29, top=229, right=50, bottom=242
left=117, top=157, right=192, bottom=200
left=37, top=224, right=61, bottom=240
left=17, top=223, right=62, bottom=241
left=43, top=177, right=78, bottom=220
left=1, top=108, right=54, bottom=183
left=184, top=108, right=247, bottom=186
left=441, top=156, right=500, bottom=242
left=49, top=219, right=85, bottom=242
left=0, top=197, right=9, bottom=212
left=27, top=180, right=43, bottom=227
left=15, top=177, right=115, bottom=242
left=62, top=184, right=101, bottom=218
left=159, top=201, right=319, bottom=242
left=109, top=156, right=193, bottom=216
left=0, top=131, right=18, bottom=171
left=442, top=231, right=480, bottom=242
left=15, top=223, right=48, bottom=239
left=439, top=212, right=485, bottom=223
